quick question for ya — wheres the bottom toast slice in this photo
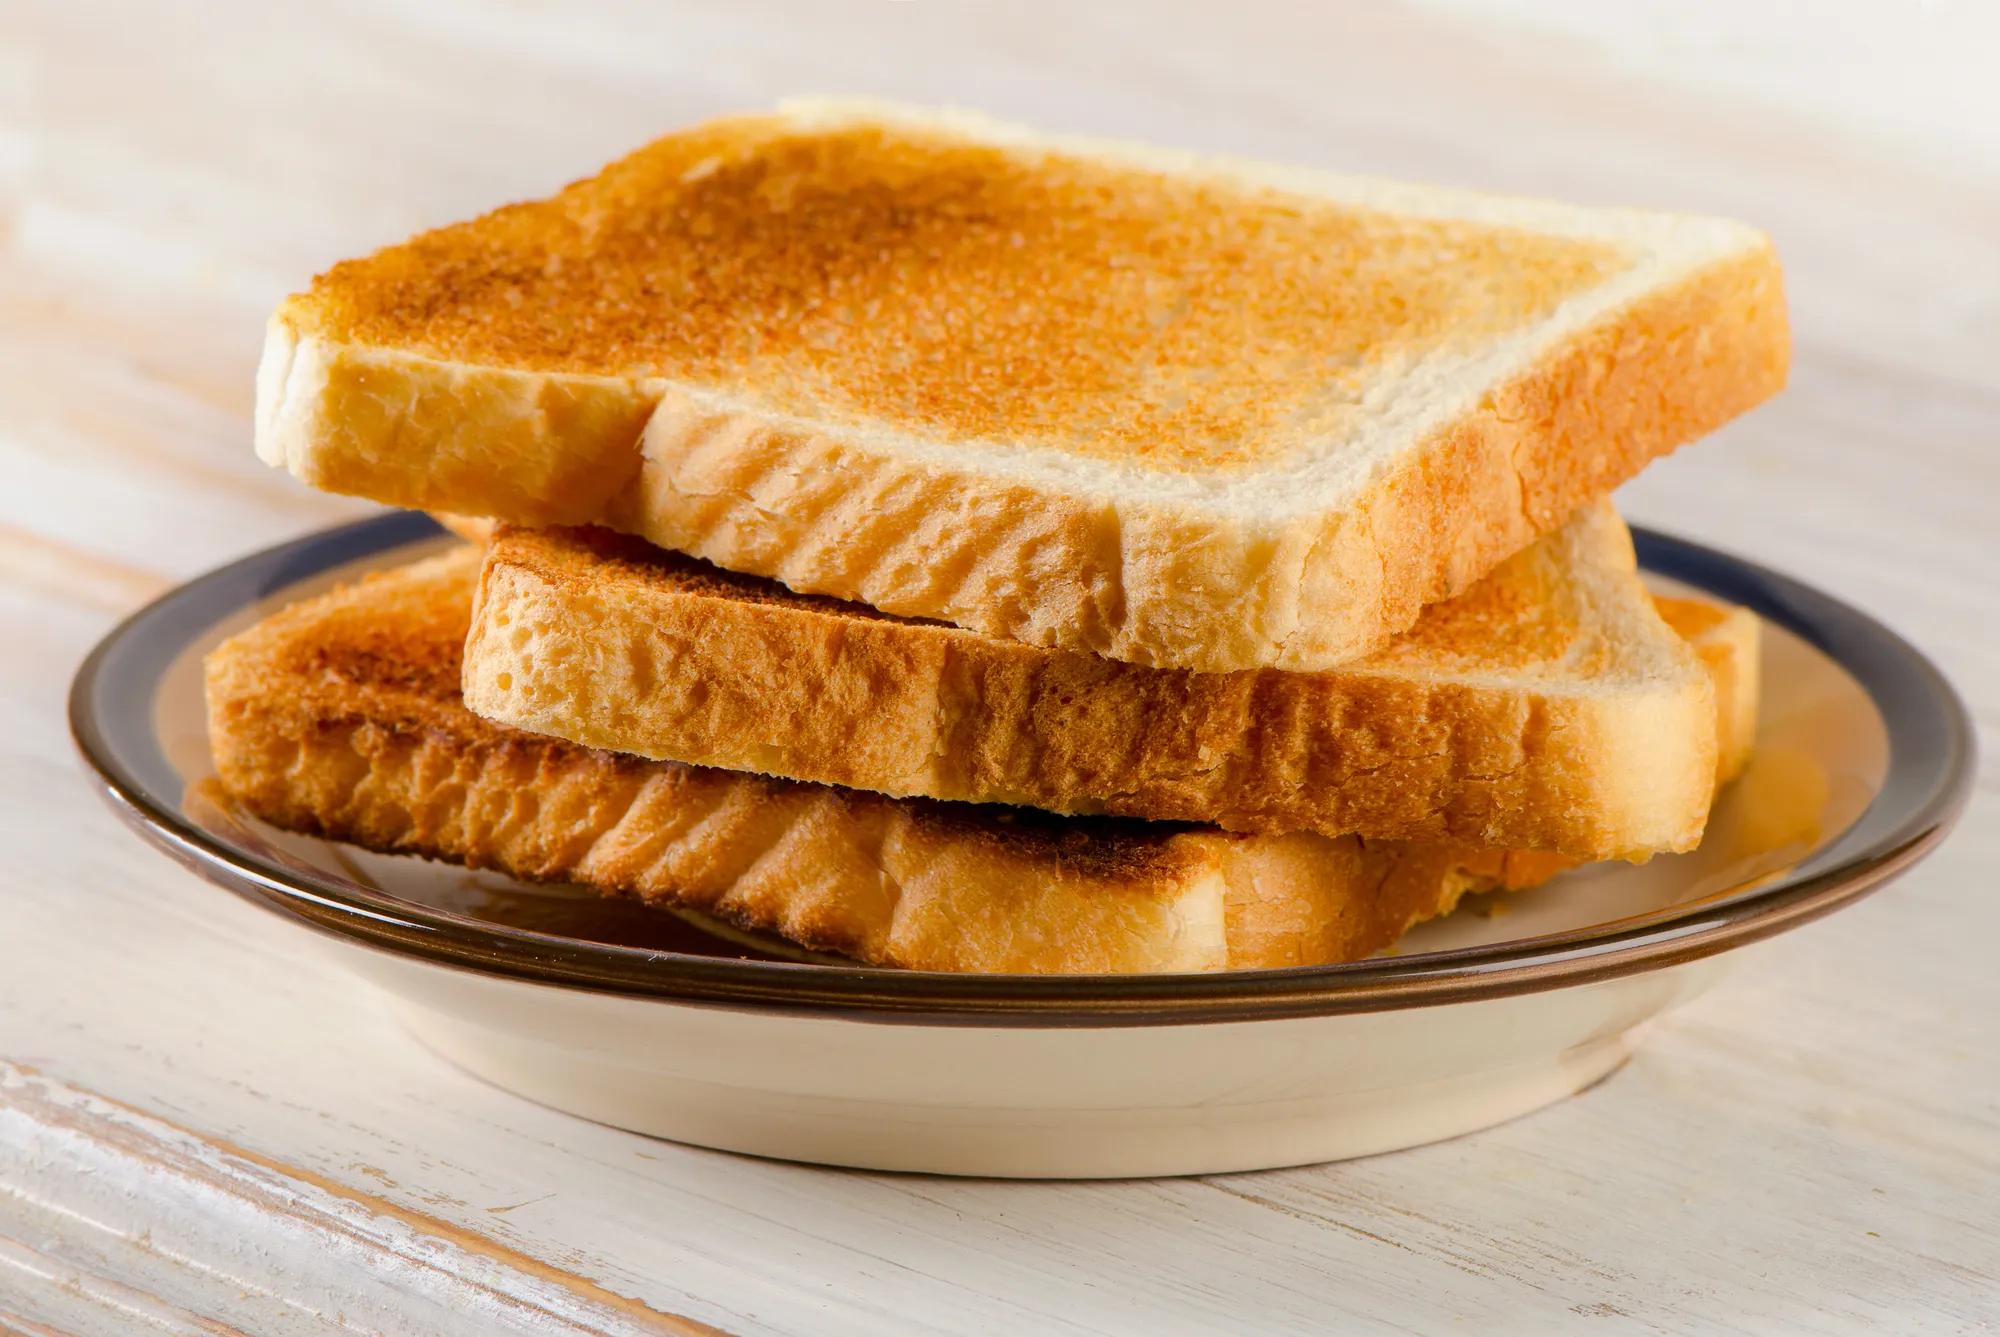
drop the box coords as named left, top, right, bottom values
left=203, top=549, right=1756, bottom=974
left=1654, top=595, right=1760, bottom=788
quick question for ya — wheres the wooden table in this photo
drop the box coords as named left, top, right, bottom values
left=5, top=3, right=1996, bottom=1331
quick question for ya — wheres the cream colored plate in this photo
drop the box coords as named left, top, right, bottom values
left=75, top=514, right=1969, bottom=1176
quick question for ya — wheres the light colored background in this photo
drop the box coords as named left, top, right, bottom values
left=3, top=2, right=1996, bottom=1333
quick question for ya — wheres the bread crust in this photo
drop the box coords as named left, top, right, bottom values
left=1655, top=595, right=1761, bottom=786
left=463, top=504, right=1720, bottom=859
left=256, top=103, right=1789, bottom=673
left=203, top=549, right=1567, bottom=974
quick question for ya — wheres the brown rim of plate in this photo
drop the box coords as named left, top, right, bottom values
left=70, top=513, right=1977, bottom=1028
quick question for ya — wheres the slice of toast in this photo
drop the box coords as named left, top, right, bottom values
left=441, top=512, right=1763, bottom=791
left=257, top=99, right=1788, bottom=673
left=203, top=549, right=1578, bottom=974
left=464, top=501, right=1717, bottom=860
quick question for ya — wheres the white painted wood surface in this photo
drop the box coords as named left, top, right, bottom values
left=4, top=2, right=1997, bottom=1331
left=0, top=1064, right=718, bottom=1336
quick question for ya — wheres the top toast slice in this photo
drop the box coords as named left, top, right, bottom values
left=258, top=99, right=1789, bottom=672
left=464, top=501, right=1720, bottom=860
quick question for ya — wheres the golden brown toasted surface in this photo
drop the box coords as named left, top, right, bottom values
left=219, top=553, right=474, bottom=726
left=203, top=549, right=1567, bottom=974
left=466, top=502, right=1720, bottom=859
left=514, top=524, right=943, bottom=622
left=288, top=114, right=1629, bottom=472
left=453, top=525, right=1760, bottom=795
left=205, top=550, right=1203, bottom=886
left=1654, top=594, right=1729, bottom=640
left=1656, top=594, right=1761, bottom=785
left=447, top=515, right=1757, bottom=795
left=258, top=102, right=1789, bottom=674
left=1350, top=515, right=1620, bottom=679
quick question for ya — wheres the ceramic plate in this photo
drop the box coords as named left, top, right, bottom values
left=73, top=514, right=1972, bottom=1176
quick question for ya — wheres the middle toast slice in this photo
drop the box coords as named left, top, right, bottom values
left=465, top=500, right=1716, bottom=861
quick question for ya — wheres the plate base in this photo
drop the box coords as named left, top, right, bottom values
left=400, top=1009, right=1636, bottom=1177
left=363, top=946, right=1732, bottom=1178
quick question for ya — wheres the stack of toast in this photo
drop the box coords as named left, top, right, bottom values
left=209, top=101, right=1788, bottom=974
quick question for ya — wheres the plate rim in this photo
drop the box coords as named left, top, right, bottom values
left=71, top=512, right=1976, bottom=1028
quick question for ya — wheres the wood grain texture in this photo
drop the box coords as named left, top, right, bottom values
left=0, top=1064, right=719, bottom=1336
left=3, top=1, right=1997, bottom=1333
